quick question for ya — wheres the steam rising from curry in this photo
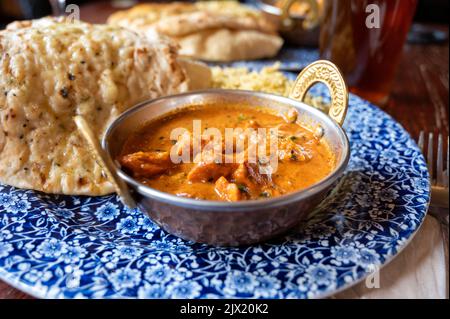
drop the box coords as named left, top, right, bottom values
left=119, top=104, right=335, bottom=201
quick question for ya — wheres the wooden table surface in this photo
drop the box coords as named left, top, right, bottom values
left=0, top=2, right=448, bottom=299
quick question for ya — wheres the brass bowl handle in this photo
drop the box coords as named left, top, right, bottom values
left=280, top=0, right=320, bottom=30
left=289, top=60, right=349, bottom=127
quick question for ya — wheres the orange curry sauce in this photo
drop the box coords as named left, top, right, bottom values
left=119, top=104, right=335, bottom=201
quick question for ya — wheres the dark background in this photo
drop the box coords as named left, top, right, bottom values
left=0, top=0, right=449, bottom=29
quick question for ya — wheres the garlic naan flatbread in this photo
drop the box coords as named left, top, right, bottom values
left=0, top=18, right=189, bottom=195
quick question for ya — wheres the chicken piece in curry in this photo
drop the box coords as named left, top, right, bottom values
left=119, top=104, right=335, bottom=201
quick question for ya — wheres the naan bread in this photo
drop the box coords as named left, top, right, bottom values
left=152, top=11, right=275, bottom=37
left=176, top=29, right=283, bottom=62
left=177, top=58, right=212, bottom=91
left=107, top=1, right=283, bottom=62
left=107, top=2, right=197, bottom=29
left=0, top=18, right=189, bottom=195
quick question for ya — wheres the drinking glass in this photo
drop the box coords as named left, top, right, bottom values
left=319, top=0, right=418, bottom=105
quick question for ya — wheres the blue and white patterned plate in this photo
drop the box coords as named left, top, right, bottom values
left=0, top=87, right=429, bottom=299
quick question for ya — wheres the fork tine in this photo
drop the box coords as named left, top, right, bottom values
left=436, top=134, right=444, bottom=186
left=418, top=131, right=425, bottom=151
left=446, top=136, right=449, bottom=188
left=427, top=133, right=434, bottom=183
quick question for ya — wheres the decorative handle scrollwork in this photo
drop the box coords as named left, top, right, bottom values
left=289, top=60, right=349, bottom=126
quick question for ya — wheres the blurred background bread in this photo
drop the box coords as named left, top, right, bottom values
left=107, top=1, right=284, bottom=61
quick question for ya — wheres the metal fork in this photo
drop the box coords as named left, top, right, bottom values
left=418, top=131, right=449, bottom=225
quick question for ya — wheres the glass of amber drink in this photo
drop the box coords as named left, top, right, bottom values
left=319, top=0, right=418, bottom=105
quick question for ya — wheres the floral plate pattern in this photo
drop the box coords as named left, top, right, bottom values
left=0, top=87, right=430, bottom=299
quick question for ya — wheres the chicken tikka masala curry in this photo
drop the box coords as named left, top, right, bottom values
left=119, top=104, right=335, bottom=201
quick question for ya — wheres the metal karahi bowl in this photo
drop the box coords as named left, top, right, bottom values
left=256, top=0, right=322, bottom=46
left=102, top=60, right=350, bottom=246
